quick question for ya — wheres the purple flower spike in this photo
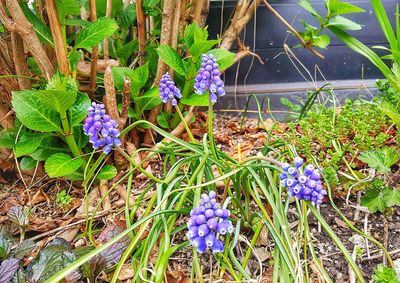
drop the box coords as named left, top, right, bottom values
left=194, top=54, right=225, bottom=103
left=159, top=72, right=182, bottom=106
left=187, top=191, right=233, bottom=253
left=83, top=102, right=121, bottom=154
left=280, top=159, right=326, bottom=206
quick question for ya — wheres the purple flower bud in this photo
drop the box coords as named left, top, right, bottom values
left=195, top=214, right=206, bottom=225
left=192, top=236, right=207, bottom=253
left=293, top=157, right=304, bottom=168
left=287, top=167, right=298, bottom=176
left=298, top=175, right=308, bottom=184
left=205, top=232, right=216, bottom=247
left=204, top=209, right=214, bottom=219
left=207, top=218, right=218, bottom=229
left=304, top=164, right=315, bottom=176
left=159, top=73, right=182, bottom=105
left=281, top=163, right=290, bottom=171
left=310, top=170, right=321, bottom=181
left=197, top=224, right=209, bottom=237
left=211, top=239, right=224, bottom=253
left=216, top=220, right=233, bottom=235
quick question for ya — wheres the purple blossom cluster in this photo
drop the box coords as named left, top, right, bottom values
left=159, top=73, right=182, bottom=106
left=280, top=157, right=327, bottom=206
left=187, top=191, right=233, bottom=253
left=194, top=54, right=225, bottom=103
left=83, top=102, right=122, bottom=154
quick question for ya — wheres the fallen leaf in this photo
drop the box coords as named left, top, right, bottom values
left=229, top=141, right=254, bottom=160
left=29, top=188, right=49, bottom=205
left=116, top=264, right=135, bottom=280
left=166, top=271, right=189, bottom=283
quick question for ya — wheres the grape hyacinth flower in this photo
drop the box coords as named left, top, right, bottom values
left=83, top=102, right=122, bottom=154
left=187, top=191, right=233, bottom=253
left=159, top=72, right=182, bottom=106
left=194, top=54, right=225, bottom=103
left=280, top=157, right=327, bottom=206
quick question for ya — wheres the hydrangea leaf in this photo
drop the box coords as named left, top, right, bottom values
left=68, top=92, right=91, bottom=126
left=12, top=90, right=62, bottom=133
left=326, top=15, right=362, bottom=31
left=359, top=147, right=399, bottom=173
left=207, top=49, right=235, bottom=71
left=360, top=188, right=386, bottom=213
left=75, top=17, right=118, bottom=51
left=20, top=156, right=37, bottom=171
left=97, top=165, right=118, bottom=180
left=14, top=132, right=45, bottom=158
left=328, top=0, right=365, bottom=16
left=181, top=93, right=209, bottom=106
left=45, top=153, right=83, bottom=178
left=36, top=90, right=77, bottom=114
left=0, top=130, right=16, bottom=149
left=30, top=137, right=68, bottom=161
left=134, top=87, right=162, bottom=111
left=189, top=39, right=220, bottom=59
left=156, top=45, right=186, bottom=75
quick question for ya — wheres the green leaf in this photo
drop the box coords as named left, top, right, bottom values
left=20, top=3, right=53, bottom=46
left=75, top=17, right=118, bottom=51
left=157, top=112, right=171, bottom=129
left=20, top=156, right=37, bottom=171
left=359, top=147, right=399, bottom=173
left=30, top=137, right=68, bottom=161
left=181, top=93, right=209, bottom=106
left=97, top=165, right=117, bottom=180
left=131, top=62, right=149, bottom=97
left=14, top=132, right=44, bottom=158
left=0, top=130, right=16, bottom=149
left=68, top=50, right=81, bottom=72
left=299, top=0, right=321, bottom=18
left=379, top=101, right=400, bottom=125
left=68, top=92, right=91, bottom=126
left=156, top=45, right=186, bottom=75
left=382, top=187, right=400, bottom=208
left=207, top=49, right=235, bottom=71
left=73, top=125, right=89, bottom=148
left=327, top=15, right=362, bottom=30
left=12, top=90, right=62, bottom=132
left=361, top=188, right=386, bottom=213
left=116, top=40, right=138, bottom=66
left=194, top=26, right=208, bottom=43
left=134, top=87, right=162, bottom=111
left=45, top=153, right=83, bottom=178
left=328, top=0, right=365, bottom=16
left=112, top=67, right=134, bottom=90
left=189, top=40, right=220, bottom=59
left=372, top=264, right=400, bottom=283
left=313, top=34, right=331, bottom=48
left=371, top=0, right=397, bottom=51
left=36, top=90, right=77, bottom=114
left=56, top=0, right=80, bottom=20
left=117, top=4, right=136, bottom=30
left=184, top=23, right=197, bottom=49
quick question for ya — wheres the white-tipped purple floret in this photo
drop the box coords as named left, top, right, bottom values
left=194, top=54, right=225, bottom=103
left=280, top=160, right=326, bottom=206
left=159, top=73, right=182, bottom=106
left=293, top=157, right=304, bottom=168
left=187, top=191, right=233, bottom=253
left=83, top=102, right=121, bottom=154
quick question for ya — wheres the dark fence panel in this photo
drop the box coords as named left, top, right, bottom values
left=207, top=0, right=395, bottom=85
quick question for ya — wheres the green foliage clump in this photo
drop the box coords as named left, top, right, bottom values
left=285, top=99, right=390, bottom=168
left=56, top=190, right=73, bottom=207
left=372, top=264, right=400, bottom=283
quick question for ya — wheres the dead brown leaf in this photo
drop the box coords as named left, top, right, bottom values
left=166, top=271, right=189, bottom=283
left=29, top=188, right=49, bottom=205
left=229, top=141, right=254, bottom=160
left=116, top=264, right=135, bottom=280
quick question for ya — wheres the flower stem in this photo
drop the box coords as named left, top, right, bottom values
left=174, top=105, right=195, bottom=143
left=170, top=80, right=192, bottom=128
left=208, top=99, right=218, bottom=159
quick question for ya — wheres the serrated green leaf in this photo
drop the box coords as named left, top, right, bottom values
left=65, top=18, right=90, bottom=27
left=181, top=93, right=209, bottom=106
left=56, top=0, right=80, bottom=21
left=379, top=101, right=400, bottom=126
left=361, top=188, right=386, bottom=213
left=97, top=165, right=117, bottom=180
left=189, top=40, right=220, bottom=59
left=75, top=17, right=118, bottom=51
left=68, top=92, right=91, bottom=126
left=12, top=90, right=62, bottom=133
left=0, top=130, right=16, bottom=149
left=14, top=132, right=44, bottom=157
left=20, top=156, right=37, bottom=171
left=382, top=187, right=400, bottom=208
left=184, top=23, right=197, bottom=49
left=299, top=0, right=321, bottom=18
left=36, top=90, right=77, bottom=114
left=131, top=62, right=149, bottom=96
left=156, top=45, right=186, bottom=75
left=68, top=50, right=81, bottom=71
left=45, top=153, right=83, bottom=178
left=194, top=26, right=208, bottom=43
left=116, top=40, right=138, bottom=66
left=359, top=147, right=399, bottom=173
left=112, top=67, right=134, bottom=90
left=328, top=0, right=365, bottom=16
left=207, top=49, right=235, bottom=71
left=326, top=15, right=362, bottom=30
left=117, top=4, right=136, bottom=30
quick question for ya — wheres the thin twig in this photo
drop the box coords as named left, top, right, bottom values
left=136, top=0, right=146, bottom=65
left=89, top=0, right=98, bottom=95
left=103, top=0, right=112, bottom=60
left=263, top=0, right=324, bottom=60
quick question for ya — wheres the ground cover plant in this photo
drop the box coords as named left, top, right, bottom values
left=0, top=0, right=399, bottom=282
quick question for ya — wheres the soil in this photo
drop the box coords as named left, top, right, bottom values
left=0, top=114, right=399, bottom=282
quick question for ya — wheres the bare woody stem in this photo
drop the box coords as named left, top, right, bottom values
left=0, top=0, right=55, bottom=80
left=136, top=0, right=146, bottom=65
left=89, top=0, right=99, bottom=95
left=103, top=0, right=112, bottom=60
left=46, top=0, right=70, bottom=75
left=10, top=32, right=31, bottom=89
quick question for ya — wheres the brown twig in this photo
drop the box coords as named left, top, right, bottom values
left=193, top=0, right=205, bottom=25
left=143, top=0, right=177, bottom=145
left=234, top=48, right=264, bottom=65
left=262, top=0, right=324, bottom=60
left=99, top=180, right=112, bottom=212
left=45, top=0, right=70, bottom=75
left=10, top=32, right=31, bottom=89
left=136, top=0, right=146, bottom=65
left=89, top=0, right=98, bottom=95
left=103, top=0, right=112, bottom=60
left=0, top=0, right=55, bottom=80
